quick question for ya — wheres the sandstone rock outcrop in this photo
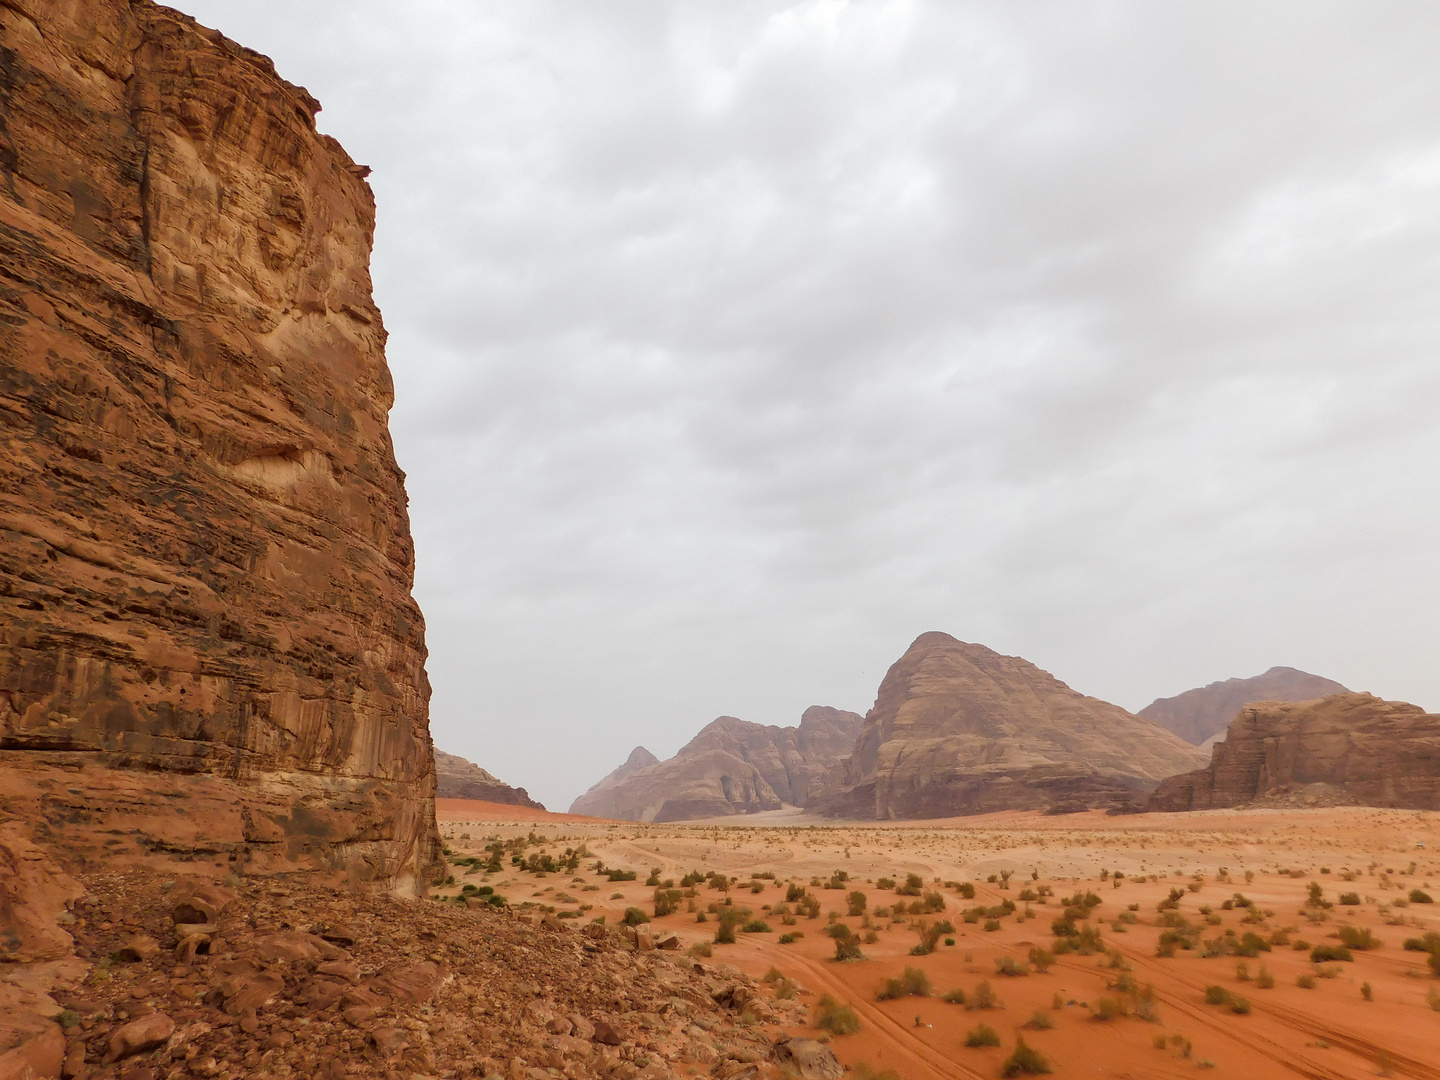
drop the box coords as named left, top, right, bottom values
left=814, top=632, right=1209, bottom=819
left=1139, top=666, right=1349, bottom=745
left=569, top=706, right=863, bottom=822
left=434, top=750, right=543, bottom=809
left=0, top=0, right=439, bottom=890
left=1147, top=693, right=1440, bottom=811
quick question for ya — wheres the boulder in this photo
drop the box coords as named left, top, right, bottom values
left=103, top=1014, right=175, bottom=1064
left=773, top=1039, right=843, bottom=1080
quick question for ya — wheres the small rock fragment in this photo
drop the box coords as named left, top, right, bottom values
left=103, top=1013, right=175, bottom=1064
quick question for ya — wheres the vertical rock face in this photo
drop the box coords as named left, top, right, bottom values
left=568, top=707, right=864, bottom=822
left=1148, top=693, right=1440, bottom=811
left=1138, top=667, right=1349, bottom=746
left=814, top=632, right=1210, bottom=819
left=0, top=0, right=440, bottom=890
left=434, top=750, right=544, bottom=809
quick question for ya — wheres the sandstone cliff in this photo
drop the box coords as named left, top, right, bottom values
left=814, top=632, right=1209, bottom=819
left=0, top=0, right=439, bottom=890
left=569, top=707, right=863, bottom=822
left=435, top=749, right=544, bottom=809
left=1148, top=693, right=1440, bottom=811
left=1139, top=666, right=1349, bottom=745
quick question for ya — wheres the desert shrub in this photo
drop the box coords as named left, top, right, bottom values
left=1361, top=981, right=1373, bottom=1001
left=984, top=919, right=1002, bottom=932
left=876, top=877, right=896, bottom=891
left=786, top=883, right=807, bottom=903
left=1403, top=931, right=1440, bottom=953
left=847, top=890, right=868, bottom=917
left=966, top=980, right=1001, bottom=1010
left=1410, top=889, right=1434, bottom=904
left=623, top=907, right=650, bottom=926
left=1230, top=995, right=1251, bottom=1014
left=653, top=888, right=682, bottom=917
left=1255, top=965, right=1275, bottom=989
left=956, top=881, right=976, bottom=899
left=834, top=934, right=864, bottom=962
left=911, top=921, right=946, bottom=956
left=1203, top=985, right=1232, bottom=1006
left=1296, top=973, right=1317, bottom=989
left=1315, top=963, right=1344, bottom=979
left=877, top=966, right=931, bottom=1000
left=815, top=995, right=860, bottom=1035
left=741, top=920, right=772, bottom=933
left=922, top=890, right=947, bottom=913
left=1094, top=996, right=1126, bottom=1021
left=1236, top=931, right=1271, bottom=957
left=941, top=987, right=967, bottom=1005
left=1426, top=986, right=1440, bottom=1011
left=778, top=932, right=801, bottom=945
left=1338, top=892, right=1360, bottom=906
left=964, top=1024, right=1001, bottom=1048
left=1022, top=1010, right=1053, bottom=1030
left=688, top=942, right=713, bottom=958
left=605, top=868, right=638, bottom=882
left=1310, top=944, right=1353, bottom=962
left=1337, top=925, right=1379, bottom=950
left=995, top=956, right=1030, bottom=977
left=1001, top=1035, right=1051, bottom=1076
left=1027, top=947, right=1055, bottom=972
left=897, top=873, right=924, bottom=896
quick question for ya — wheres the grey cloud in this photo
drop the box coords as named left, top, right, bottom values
left=182, top=0, right=1440, bottom=808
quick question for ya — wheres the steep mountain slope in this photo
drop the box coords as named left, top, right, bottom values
left=1149, top=693, right=1440, bottom=811
left=569, top=707, right=862, bottom=822
left=0, top=0, right=438, bottom=890
left=1139, top=667, right=1349, bottom=745
left=435, top=750, right=544, bottom=809
left=814, top=632, right=1209, bottom=819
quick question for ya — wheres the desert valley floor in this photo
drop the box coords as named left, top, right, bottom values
left=436, top=800, right=1440, bottom=1080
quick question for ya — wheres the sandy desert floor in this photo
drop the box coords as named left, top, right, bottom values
left=435, top=801, right=1440, bottom=1080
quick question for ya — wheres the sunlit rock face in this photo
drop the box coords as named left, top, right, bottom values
left=0, top=0, right=440, bottom=891
left=814, top=632, right=1209, bottom=819
left=1149, top=693, right=1440, bottom=812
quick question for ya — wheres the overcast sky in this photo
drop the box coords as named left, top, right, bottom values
left=184, top=1, right=1440, bottom=810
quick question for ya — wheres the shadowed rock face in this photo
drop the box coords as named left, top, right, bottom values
left=1148, top=693, right=1440, bottom=811
left=1139, top=667, right=1349, bottom=746
left=435, top=751, right=543, bottom=810
left=0, top=1, right=439, bottom=891
left=569, top=707, right=863, bottom=822
left=814, top=632, right=1209, bottom=819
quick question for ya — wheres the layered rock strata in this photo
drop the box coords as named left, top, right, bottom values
left=570, top=707, right=863, bottom=822
left=1148, top=693, right=1440, bottom=811
left=1139, top=666, right=1349, bottom=745
left=815, top=632, right=1209, bottom=819
left=0, top=0, right=439, bottom=889
left=434, top=750, right=543, bottom=809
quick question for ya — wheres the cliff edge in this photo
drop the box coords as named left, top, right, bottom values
left=0, top=0, right=440, bottom=891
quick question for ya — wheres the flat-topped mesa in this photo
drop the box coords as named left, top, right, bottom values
left=569, top=707, right=863, bottom=822
left=1148, top=693, right=1440, bottom=812
left=1139, top=666, right=1350, bottom=746
left=0, top=1, right=440, bottom=891
left=814, top=632, right=1209, bottom=819
left=435, top=750, right=544, bottom=810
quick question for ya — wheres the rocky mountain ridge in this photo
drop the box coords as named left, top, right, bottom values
left=814, top=632, right=1209, bottom=818
left=1148, top=692, right=1440, bottom=811
left=570, top=706, right=862, bottom=821
left=434, top=749, right=544, bottom=809
left=1139, top=666, right=1349, bottom=745
left=0, top=0, right=438, bottom=889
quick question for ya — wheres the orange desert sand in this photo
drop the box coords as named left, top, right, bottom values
left=435, top=804, right=1440, bottom=1080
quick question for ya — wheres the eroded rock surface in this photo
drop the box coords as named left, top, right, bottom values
left=433, top=750, right=543, bottom=809
left=0, top=0, right=439, bottom=889
left=1138, top=667, right=1349, bottom=746
left=1148, top=693, right=1440, bottom=811
left=570, top=707, right=863, bottom=822
left=814, top=632, right=1209, bottom=819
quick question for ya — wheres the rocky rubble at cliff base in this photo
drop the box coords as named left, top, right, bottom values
left=24, top=872, right=809, bottom=1080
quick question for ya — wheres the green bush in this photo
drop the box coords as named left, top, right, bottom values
left=1338, top=892, right=1360, bottom=905
left=1001, top=1035, right=1051, bottom=1076
left=1027, top=947, right=1055, bottom=972
left=941, top=987, right=967, bottom=1005
left=995, top=956, right=1030, bottom=977
left=847, top=890, right=868, bottom=917
left=623, top=907, right=650, bottom=926
left=1337, top=925, right=1379, bottom=950
left=741, top=920, right=772, bottom=933
left=877, top=966, right=931, bottom=1000
left=1410, top=889, right=1434, bottom=904
left=964, top=1024, right=1001, bottom=1048
left=815, top=994, right=860, bottom=1035
left=779, top=932, right=801, bottom=944
left=1310, top=944, right=1353, bottom=963
left=966, top=979, right=1001, bottom=1011
left=1022, top=1010, right=1053, bottom=1030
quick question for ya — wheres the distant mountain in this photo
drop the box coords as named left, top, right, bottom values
left=1149, top=693, right=1440, bottom=811
left=813, top=632, right=1209, bottom=819
left=434, top=750, right=545, bottom=810
left=568, top=706, right=863, bottom=822
left=1138, top=667, right=1349, bottom=746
